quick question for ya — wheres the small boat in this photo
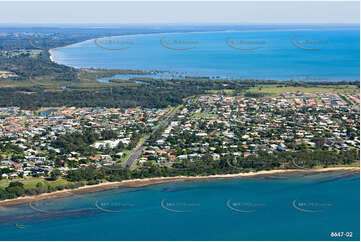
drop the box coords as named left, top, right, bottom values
left=16, top=224, right=25, bottom=229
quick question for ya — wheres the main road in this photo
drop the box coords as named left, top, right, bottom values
left=122, top=105, right=182, bottom=168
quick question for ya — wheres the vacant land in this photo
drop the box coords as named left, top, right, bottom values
left=0, top=177, right=71, bottom=189
left=246, top=84, right=359, bottom=97
left=191, top=113, right=218, bottom=119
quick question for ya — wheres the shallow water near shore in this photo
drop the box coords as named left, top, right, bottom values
left=0, top=170, right=359, bottom=241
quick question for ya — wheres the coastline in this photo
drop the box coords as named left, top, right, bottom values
left=48, top=49, right=55, bottom=63
left=48, top=42, right=80, bottom=64
left=46, top=29, right=263, bottom=62
left=0, top=167, right=359, bottom=207
left=47, top=31, right=228, bottom=66
left=47, top=29, right=360, bottom=81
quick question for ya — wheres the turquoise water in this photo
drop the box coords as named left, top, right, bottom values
left=52, top=26, right=360, bottom=81
left=0, top=171, right=359, bottom=241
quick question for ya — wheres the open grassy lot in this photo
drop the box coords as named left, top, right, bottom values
left=23, top=178, right=71, bottom=189
left=0, top=177, right=72, bottom=189
left=245, top=84, right=359, bottom=97
left=206, top=89, right=235, bottom=94
left=36, top=107, right=64, bottom=113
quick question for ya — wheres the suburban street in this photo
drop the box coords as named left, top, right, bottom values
left=122, top=105, right=182, bottom=168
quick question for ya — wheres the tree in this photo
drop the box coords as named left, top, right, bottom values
left=6, top=182, right=25, bottom=197
left=50, top=169, right=62, bottom=180
left=36, top=182, right=48, bottom=193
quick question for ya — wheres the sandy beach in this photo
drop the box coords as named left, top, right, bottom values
left=0, top=167, right=359, bottom=207
left=48, top=47, right=63, bottom=63
left=47, top=38, right=93, bottom=64
left=48, top=49, right=55, bottom=62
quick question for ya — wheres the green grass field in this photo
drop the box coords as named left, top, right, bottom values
left=191, top=113, right=218, bottom=118
left=0, top=177, right=71, bottom=189
left=245, top=84, right=359, bottom=97
left=206, top=89, right=234, bottom=94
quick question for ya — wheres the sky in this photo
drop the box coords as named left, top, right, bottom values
left=0, top=1, right=359, bottom=24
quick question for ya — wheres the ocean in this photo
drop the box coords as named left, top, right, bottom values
left=0, top=171, right=359, bottom=241
left=51, top=26, right=360, bottom=81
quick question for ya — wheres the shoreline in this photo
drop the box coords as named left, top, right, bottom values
left=48, top=49, right=55, bottom=62
left=0, top=167, right=359, bottom=207
left=47, top=30, right=230, bottom=66
left=47, top=29, right=266, bottom=61
left=48, top=42, right=79, bottom=64
left=47, top=31, right=359, bottom=82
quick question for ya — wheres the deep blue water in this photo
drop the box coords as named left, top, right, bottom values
left=0, top=171, right=359, bottom=241
left=52, top=27, right=360, bottom=81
